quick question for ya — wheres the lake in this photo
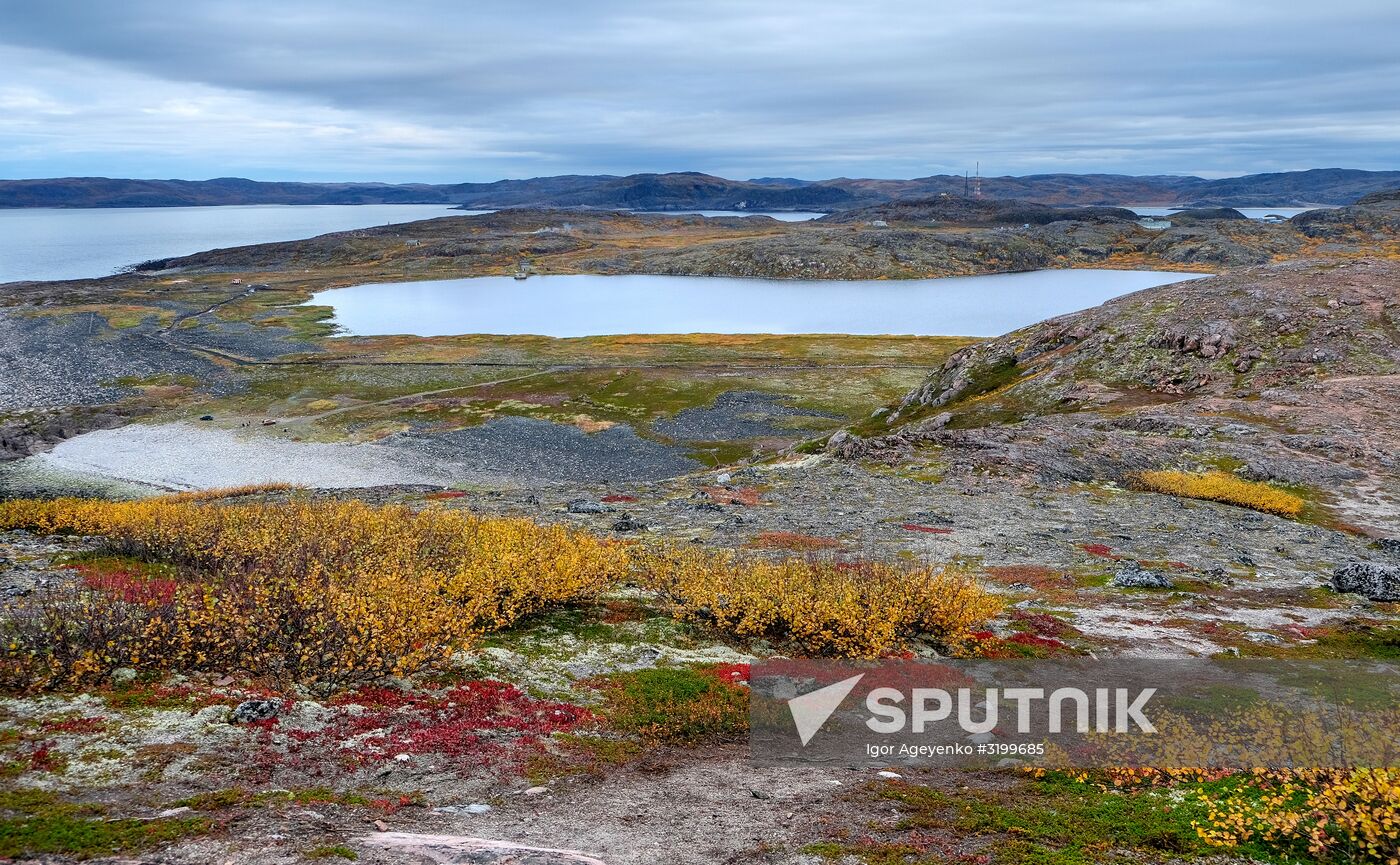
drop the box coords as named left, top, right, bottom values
left=1127, top=206, right=1322, bottom=220
left=632, top=210, right=826, bottom=221
left=307, top=269, right=1208, bottom=338
left=0, top=204, right=480, bottom=284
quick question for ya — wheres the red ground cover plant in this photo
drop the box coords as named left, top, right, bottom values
left=599, top=600, right=648, bottom=624
left=699, top=663, right=751, bottom=685
left=27, top=741, right=63, bottom=772
left=600, top=494, right=637, bottom=503
left=71, top=563, right=178, bottom=606
left=747, top=531, right=841, bottom=551
left=701, top=486, right=763, bottom=506
left=983, top=565, right=1070, bottom=590
left=262, top=681, right=594, bottom=780
left=1078, top=543, right=1120, bottom=559
left=901, top=524, right=954, bottom=534
left=39, top=716, right=108, bottom=734
left=966, top=630, right=1074, bottom=658
left=423, top=490, right=467, bottom=500
left=1008, top=609, right=1078, bottom=639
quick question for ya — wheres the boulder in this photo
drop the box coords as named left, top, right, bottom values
left=1110, top=561, right=1174, bottom=589
left=229, top=699, right=282, bottom=724
left=611, top=514, right=647, bottom=533
left=566, top=498, right=611, bottom=514
left=1331, top=562, right=1400, bottom=601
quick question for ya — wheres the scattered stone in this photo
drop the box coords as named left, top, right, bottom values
left=566, top=498, right=611, bottom=514
left=876, top=770, right=902, bottom=779
left=1244, top=631, right=1285, bottom=644
left=432, top=804, right=493, bottom=816
left=157, top=806, right=193, bottom=818
left=611, top=514, right=647, bottom=533
left=523, top=786, right=549, bottom=796
left=1110, top=561, right=1174, bottom=589
left=910, top=411, right=953, bottom=432
left=228, top=699, right=282, bottom=724
left=750, top=789, right=771, bottom=799
left=1332, top=562, right=1400, bottom=601
left=374, top=819, right=389, bottom=832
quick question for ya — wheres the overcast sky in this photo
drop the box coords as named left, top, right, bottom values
left=1, top=0, right=1397, bottom=182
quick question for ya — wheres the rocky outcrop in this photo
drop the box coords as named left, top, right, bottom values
left=1148, top=321, right=1238, bottom=360
left=1169, top=207, right=1248, bottom=221
left=1332, top=562, right=1400, bottom=601
left=1111, top=561, right=1175, bottom=589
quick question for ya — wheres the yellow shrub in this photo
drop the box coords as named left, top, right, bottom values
left=0, top=497, right=1001, bottom=687
left=160, top=483, right=301, bottom=503
left=1134, top=470, right=1304, bottom=517
left=0, top=498, right=626, bottom=688
left=1194, top=769, right=1400, bottom=864
left=632, top=546, right=1000, bottom=658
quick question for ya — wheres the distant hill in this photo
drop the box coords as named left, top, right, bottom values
left=819, top=197, right=1138, bottom=226
left=2, top=168, right=1397, bottom=210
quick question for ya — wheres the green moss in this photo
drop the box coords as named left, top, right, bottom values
left=0, top=790, right=209, bottom=860
left=525, top=733, right=644, bottom=782
left=1238, top=623, right=1400, bottom=660
left=874, top=775, right=1210, bottom=864
left=600, top=667, right=748, bottom=745
left=306, top=844, right=359, bottom=860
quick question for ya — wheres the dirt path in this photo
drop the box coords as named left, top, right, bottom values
left=280, top=367, right=567, bottom=426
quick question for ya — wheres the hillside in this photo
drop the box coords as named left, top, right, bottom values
left=3, top=168, right=1398, bottom=210
left=837, top=257, right=1400, bottom=534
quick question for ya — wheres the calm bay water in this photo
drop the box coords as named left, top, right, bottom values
left=632, top=210, right=826, bottom=221
left=1127, top=206, right=1321, bottom=220
left=0, top=204, right=478, bottom=283
left=307, top=270, right=1207, bottom=338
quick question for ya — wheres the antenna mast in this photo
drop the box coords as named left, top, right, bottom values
left=973, top=161, right=982, bottom=199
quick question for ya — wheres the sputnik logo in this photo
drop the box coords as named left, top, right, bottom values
left=788, top=674, right=865, bottom=746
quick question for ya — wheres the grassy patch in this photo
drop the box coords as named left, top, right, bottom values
left=307, top=845, right=358, bottom=860
left=525, top=733, right=644, bottom=781
left=596, top=667, right=748, bottom=746
left=1238, top=621, right=1400, bottom=660
left=0, top=789, right=209, bottom=860
left=870, top=774, right=1210, bottom=865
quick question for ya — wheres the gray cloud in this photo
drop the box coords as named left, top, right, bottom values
left=0, top=0, right=1396, bottom=181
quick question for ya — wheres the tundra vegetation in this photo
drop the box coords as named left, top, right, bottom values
left=3, top=199, right=1400, bottom=862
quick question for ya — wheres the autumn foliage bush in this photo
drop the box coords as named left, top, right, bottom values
left=0, top=496, right=1002, bottom=689
left=632, top=546, right=1001, bottom=657
left=0, top=498, right=626, bottom=689
left=1134, top=470, right=1305, bottom=517
left=1192, top=768, right=1400, bottom=864
left=1074, top=767, right=1400, bottom=864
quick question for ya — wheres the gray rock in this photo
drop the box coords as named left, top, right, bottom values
left=1110, top=560, right=1174, bottom=589
left=1332, top=562, right=1400, bottom=601
left=910, top=411, right=954, bottom=433
left=432, top=803, right=492, bottom=815
left=566, top=498, right=611, bottom=514
left=228, top=699, right=282, bottom=724
left=611, top=514, right=648, bottom=533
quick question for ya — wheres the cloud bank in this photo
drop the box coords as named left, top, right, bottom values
left=1, top=0, right=1397, bottom=181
